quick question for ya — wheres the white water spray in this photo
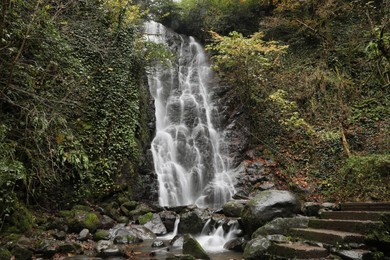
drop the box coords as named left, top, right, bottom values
left=145, top=21, right=235, bottom=208
left=197, top=219, right=241, bottom=253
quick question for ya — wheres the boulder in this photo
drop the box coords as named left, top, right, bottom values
left=241, top=190, right=301, bottom=235
left=252, top=217, right=310, bottom=238
left=242, top=237, right=272, bottom=260
left=110, top=224, right=156, bottom=244
left=159, top=211, right=178, bottom=232
left=128, top=203, right=155, bottom=219
left=182, top=234, right=210, bottom=260
left=179, top=208, right=210, bottom=234
left=170, top=235, right=184, bottom=247
left=243, top=235, right=289, bottom=260
left=60, top=208, right=101, bottom=233
left=223, top=237, right=246, bottom=252
left=223, top=200, right=247, bottom=217
left=142, top=213, right=167, bottom=235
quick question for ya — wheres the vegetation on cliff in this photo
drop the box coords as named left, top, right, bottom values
left=153, top=0, right=390, bottom=202
left=0, top=0, right=153, bottom=231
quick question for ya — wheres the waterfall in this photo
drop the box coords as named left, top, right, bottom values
left=145, top=21, right=235, bottom=208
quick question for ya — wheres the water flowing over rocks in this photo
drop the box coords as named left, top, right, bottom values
left=145, top=21, right=236, bottom=209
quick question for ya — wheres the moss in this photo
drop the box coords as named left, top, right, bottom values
left=365, top=213, right=390, bottom=256
left=11, top=245, right=33, bottom=260
left=0, top=248, right=12, bottom=259
left=62, top=209, right=101, bottom=232
left=83, top=212, right=100, bottom=231
left=138, top=212, right=153, bottom=225
left=94, top=229, right=110, bottom=241
left=5, top=203, right=33, bottom=233
left=333, top=154, right=390, bottom=201
left=183, top=234, right=210, bottom=260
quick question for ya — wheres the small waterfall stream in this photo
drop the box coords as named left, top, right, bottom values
left=145, top=21, right=236, bottom=209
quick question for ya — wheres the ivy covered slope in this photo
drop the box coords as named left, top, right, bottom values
left=155, top=0, right=390, bottom=202
left=0, top=0, right=153, bottom=232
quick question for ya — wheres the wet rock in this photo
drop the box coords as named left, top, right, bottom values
left=252, top=217, right=310, bottom=238
left=170, top=235, right=184, bottom=247
left=241, top=190, right=301, bottom=235
left=179, top=208, right=210, bottom=234
left=159, top=211, right=178, bottom=232
left=142, top=213, right=167, bottom=235
left=243, top=236, right=272, bottom=260
left=100, top=215, right=115, bottom=229
left=223, top=237, right=245, bottom=252
left=166, top=254, right=196, bottom=260
left=10, top=244, right=33, bottom=260
left=151, top=240, right=165, bottom=247
left=94, top=229, right=110, bottom=241
left=110, top=223, right=156, bottom=244
left=95, top=240, right=124, bottom=257
left=183, top=234, right=210, bottom=260
left=222, top=218, right=242, bottom=235
left=223, top=200, right=247, bottom=217
left=78, top=228, right=89, bottom=241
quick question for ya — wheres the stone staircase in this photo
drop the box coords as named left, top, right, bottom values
left=267, top=202, right=390, bottom=259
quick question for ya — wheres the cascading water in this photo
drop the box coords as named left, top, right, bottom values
left=145, top=21, right=236, bottom=209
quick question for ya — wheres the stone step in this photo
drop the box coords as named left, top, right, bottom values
left=320, top=211, right=387, bottom=221
left=290, top=228, right=365, bottom=245
left=308, top=219, right=382, bottom=234
left=334, top=249, right=373, bottom=260
left=341, top=202, right=390, bottom=212
left=268, top=242, right=329, bottom=259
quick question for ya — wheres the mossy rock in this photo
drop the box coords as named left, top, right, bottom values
left=4, top=203, right=33, bottom=233
left=138, top=212, right=153, bottom=225
left=62, top=208, right=101, bottom=232
left=11, top=245, right=33, bottom=260
left=121, top=201, right=138, bottom=211
left=128, top=204, right=154, bottom=218
left=0, top=248, right=12, bottom=259
left=182, top=234, right=210, bottom=260
left=365, top=213, right=390, bottom=255
left=94, top=229, right=110, bottom=241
